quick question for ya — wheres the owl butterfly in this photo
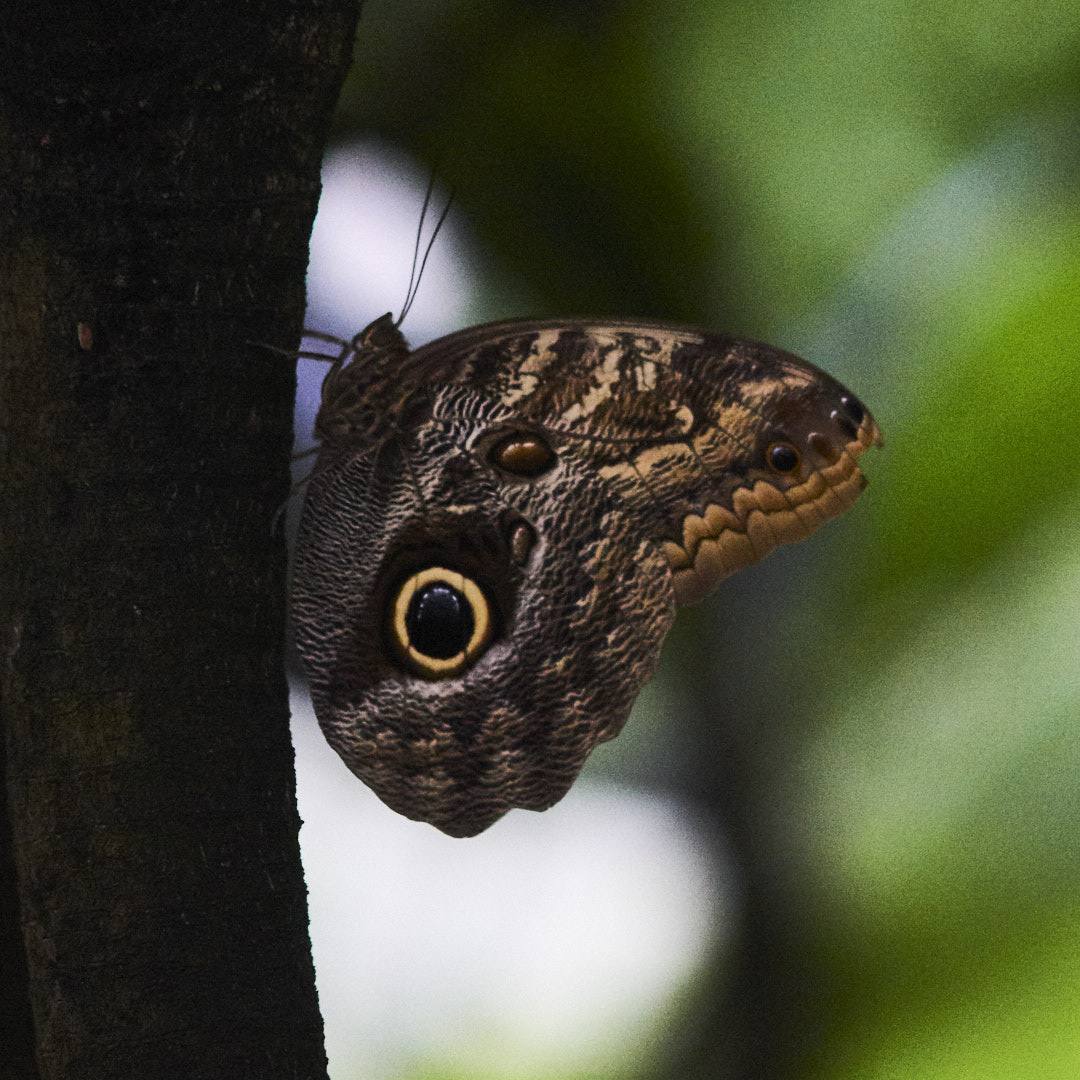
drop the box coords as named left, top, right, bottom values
left=292, top=311, right=881, bottom=837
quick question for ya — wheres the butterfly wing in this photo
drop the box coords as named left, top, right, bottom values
left=291, top=318, right=881, bottom=836
left=292, top=387, right=675, bottom=838
left=415, top=319, right=882, bottom=603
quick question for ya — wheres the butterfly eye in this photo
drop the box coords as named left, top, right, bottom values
left=390, top=567, right=493, bottom=679
left=766, top=441, right=801, bottom=474
left=487, top=432, right=556, bottom=477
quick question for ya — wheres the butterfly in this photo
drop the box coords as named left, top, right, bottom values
left=289, top=308, right=881, bottom=837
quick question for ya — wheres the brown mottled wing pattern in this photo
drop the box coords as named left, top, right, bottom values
left=291, top=316, right=881, bottom=837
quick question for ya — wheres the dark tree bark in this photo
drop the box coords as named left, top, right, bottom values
left=0, top=3, right=362, bottom=1076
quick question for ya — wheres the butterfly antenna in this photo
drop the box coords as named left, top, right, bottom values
left=398, top=169, right=436, bottom=326
left=397, top=177, right=455, bottom=328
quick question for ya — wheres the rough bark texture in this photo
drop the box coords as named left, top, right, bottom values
left=0, top=2, right=362, bottom=1076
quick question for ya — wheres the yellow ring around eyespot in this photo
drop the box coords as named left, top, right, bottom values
left=390, top=566, right=492, bottom=679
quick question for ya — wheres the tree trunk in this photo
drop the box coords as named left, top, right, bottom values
left=0, top=3, right=362, bottom=1076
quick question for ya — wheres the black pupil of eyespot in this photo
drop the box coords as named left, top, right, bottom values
left=768, top=443, right=800, bottom=472
left=405, top=582, right=474, bottom=660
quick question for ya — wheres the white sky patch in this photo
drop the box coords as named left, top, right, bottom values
left=306, top=141, right=478, bottom=345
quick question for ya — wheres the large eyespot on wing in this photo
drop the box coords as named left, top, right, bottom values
left=388, top=566, right=494, bottom=678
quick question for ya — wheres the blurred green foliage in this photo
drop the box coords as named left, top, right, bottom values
left=332, top=1, right=1080, bottom=1077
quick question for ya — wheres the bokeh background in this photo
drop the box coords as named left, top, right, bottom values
left=288, top=2, right=1080, bottom=1078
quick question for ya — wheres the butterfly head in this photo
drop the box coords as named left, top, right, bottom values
left=311, top=314, right=419, bottom=449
